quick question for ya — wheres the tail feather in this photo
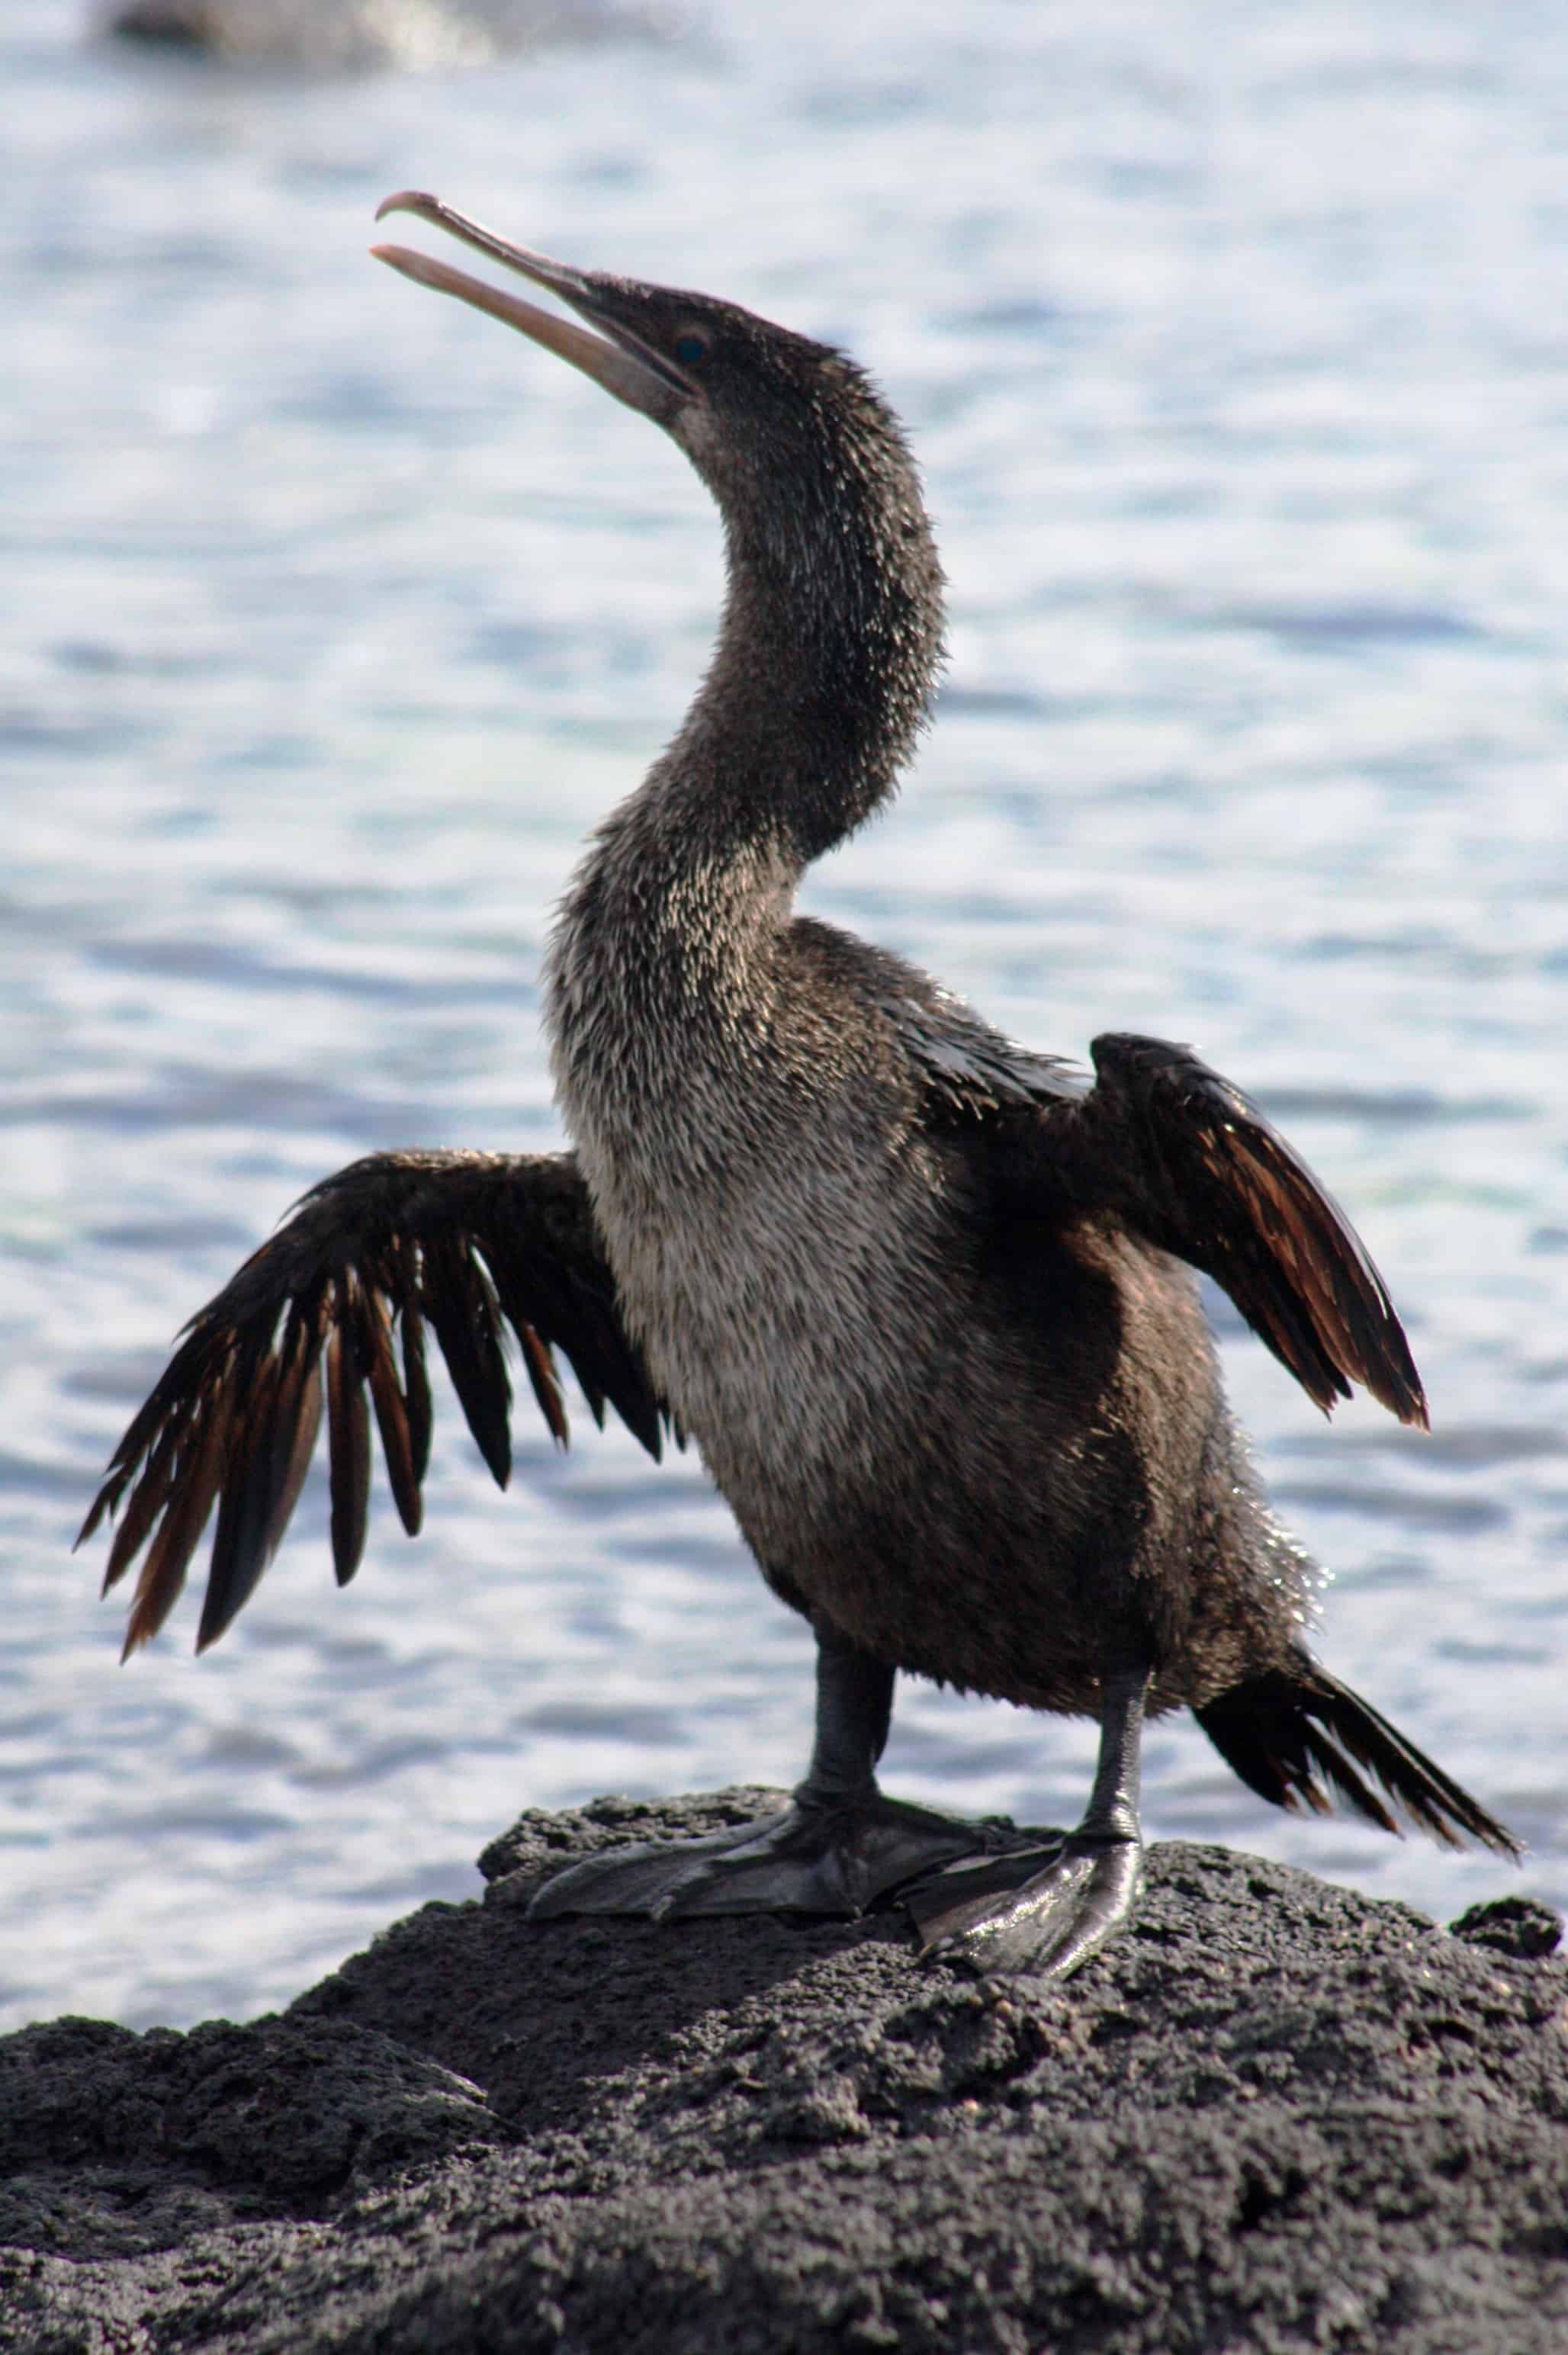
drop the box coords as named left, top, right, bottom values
left=1196, top=1653, right=1520, bottom=1859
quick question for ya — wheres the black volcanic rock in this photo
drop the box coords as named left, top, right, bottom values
left=2, top=1793, right=1564, bottom=2353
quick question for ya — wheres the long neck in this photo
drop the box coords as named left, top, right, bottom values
left=679, top=476, right=947, bottom=867
left=548, top=432, right=945, bottom=1078
left=586, top=452, right=943, bottom=885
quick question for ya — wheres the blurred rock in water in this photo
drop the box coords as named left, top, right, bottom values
left=96, top=0, right=688, bottom=72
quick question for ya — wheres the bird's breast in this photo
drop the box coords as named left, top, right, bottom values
left=581, top=1069, right=940, bottom=1454
left=546, top=931, right=953, bottom=1501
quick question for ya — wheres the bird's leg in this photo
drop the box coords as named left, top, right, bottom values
left=906, top=1669, right=1150, bottom=1979
left=527, top=1618, right=1047, bottom=1924
left=795, top=1611, right=895, bottom=1801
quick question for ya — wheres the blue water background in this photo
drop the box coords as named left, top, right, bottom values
left=3, top=0, right=1565, bottom=2030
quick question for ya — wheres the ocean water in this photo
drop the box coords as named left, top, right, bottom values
left=2, top=0, right=1565, bottom=2032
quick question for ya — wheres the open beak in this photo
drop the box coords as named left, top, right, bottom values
left=371, top=190, right=698, bottom=424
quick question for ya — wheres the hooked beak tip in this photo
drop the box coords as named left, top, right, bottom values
left=374, top=189, right=434, bottom=226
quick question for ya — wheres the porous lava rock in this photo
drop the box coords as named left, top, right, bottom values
left=2, top=1791, right=1563, bottom=2353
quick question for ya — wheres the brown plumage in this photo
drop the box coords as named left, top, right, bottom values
left=80, top=1149, right=667, bottom=1654
left=79, top=195, right=1515, bottom=1979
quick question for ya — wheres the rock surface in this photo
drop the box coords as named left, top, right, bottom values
left=2, top=1791, right=1564, bottom=2353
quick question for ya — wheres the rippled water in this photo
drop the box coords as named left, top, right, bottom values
left=4, top=0, right=1565, bottom=2032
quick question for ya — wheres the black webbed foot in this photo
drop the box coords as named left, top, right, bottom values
left=526, top=1791, right=1040, bottom=1923
left=521, top=1618, right=1042, bottom=1925
left=526, top=1642, right=1150, bottom=1971
left=908, top=1666, right=1153, bottom=1981
left=907, top=1830, right=1143, bottom=1979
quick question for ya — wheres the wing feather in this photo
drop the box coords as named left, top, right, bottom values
left=361, top=1288, right=422, bottom=1537
left=419, top=1232, right=512, bottom=1489
left=400, top=1289, right=433, bottom=1489
left=325, top=1312, right=371, bottom=1589
left=79, top=1149, right=668, bottom=1652
left=265, top=1347, right=323, bottom=1559
left=1007, top=1032, right=1428, bottom=1428
left=123, top=1391, right=234, bottom=1658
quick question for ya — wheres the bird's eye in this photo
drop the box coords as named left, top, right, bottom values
left=673, top=331, right=709, bottom=367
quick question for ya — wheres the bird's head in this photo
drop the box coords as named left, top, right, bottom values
left=372, top=194, right=946, bottom=843
left=372, top=192, right=931, bottom=579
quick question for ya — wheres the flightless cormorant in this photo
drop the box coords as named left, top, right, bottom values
left=79, top=194, right=1518, bottom=1977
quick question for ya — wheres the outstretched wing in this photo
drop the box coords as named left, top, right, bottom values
left=1002, top=1032, right=1428, bottom=1428
left=77, top=1149, right=667, bottom=1657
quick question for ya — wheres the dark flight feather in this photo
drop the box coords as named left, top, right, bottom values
left=124, top=1393, right=233, bottom=1658
left=401, top=1291, right=433, bottom=1488
left=516, top=1322, right=570, bottom=1447
left=1197, top=1653, right=1519, bottom=1857
left=420, top=1233, right=512, bottom=1489
left=100, top=1416, right=180, bottom=1597
left=361, top=1288, right=422, bottom=1537
left=199, top=1354, right=285, bottom=1650
left=77, top=1149, right=667, bottom=1650
left=265, top=1347, right=323, bottom=1560
left=326, top=1314, right=371, bottom=1587
left=997, top=1031, right=1428, bottom=1429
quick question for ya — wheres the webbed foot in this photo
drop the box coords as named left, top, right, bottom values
left=526, top=1619, right=1050, bottom=1925
left=908, top=1831, right=1143, bottom=1979
left=527, top=1791, right=1044, bottom=1923
left=908, top=1666, right=1153, bottom=1981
